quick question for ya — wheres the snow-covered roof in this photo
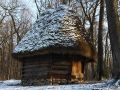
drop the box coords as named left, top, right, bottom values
left=13, top=5, right=95, bottom=59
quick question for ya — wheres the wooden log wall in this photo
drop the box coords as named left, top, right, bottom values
left=22, top=55, right=72, bottom=85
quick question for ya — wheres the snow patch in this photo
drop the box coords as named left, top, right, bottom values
left=0, top=80, right=120, bottom=90
left=3, top=79, right=21, bottom=86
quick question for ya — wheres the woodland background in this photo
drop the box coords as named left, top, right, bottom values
left=0, top=0, right=119, bottom=81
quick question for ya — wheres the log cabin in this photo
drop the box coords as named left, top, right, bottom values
left=13, top=5, right=96, bottom=85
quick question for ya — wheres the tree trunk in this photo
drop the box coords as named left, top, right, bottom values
left=105, top=0, right=120, bottom=79
left=97, top=0, right=104, bottom=80
left=60, top=0, right=67, bottom=4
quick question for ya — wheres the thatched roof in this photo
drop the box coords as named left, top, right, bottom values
left=13, top=5, right=96, bottom=60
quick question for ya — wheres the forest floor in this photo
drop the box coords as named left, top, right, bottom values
left=0, top=79, right=120, bottom=90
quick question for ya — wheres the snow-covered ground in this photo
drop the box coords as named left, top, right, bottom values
left=0, top=79, right=120, bottom=90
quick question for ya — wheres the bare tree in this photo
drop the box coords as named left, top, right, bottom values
left=97, top=0, right=104, bottom=80
left=105, top=0, right=120, bottom=81
left=0, top=0, right=32, bottom=80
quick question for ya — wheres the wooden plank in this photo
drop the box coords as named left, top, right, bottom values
left=24, top=60, right=51, bottom=65
left=23, top=72, right=48, bottom=77
left=23, top=64, right=49, bottom=69
left=52, top=65, right=70, bottom=68
left=52, top=68, right=71, bottom=71
left=22, top=74, right=48, bottom=79
left=50, top=70, right=70, bottom=75
left=48, top=74, right=68, bottom=79
left=53, top=62, right=71, bottom=65
left=22, top=67, right=49, bottom=73
left=24, top=62, right=50, bottom=66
